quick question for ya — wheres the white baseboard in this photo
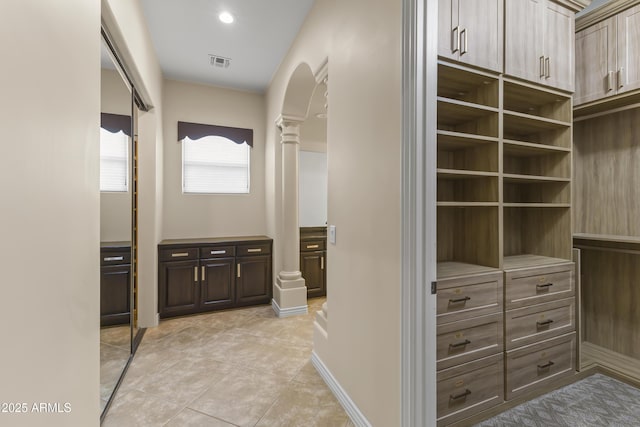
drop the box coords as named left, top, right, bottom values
left=311, top=351, right=371, bottom=427
left=271, top=299, right=308, bottom=318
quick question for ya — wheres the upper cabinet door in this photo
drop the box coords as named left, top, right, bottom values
left=458, top=0, right=503, bottom=72
left=505, top=0, right=543, bottom=83
left=543, top=2, right=574, bottom=92
left=438, top=0, right=503, bottom=73
left=574, top=17, right=617, bottom=106
left=617, top=4, right=640, bottom=95
left=439, top=0, right=460, bottom=63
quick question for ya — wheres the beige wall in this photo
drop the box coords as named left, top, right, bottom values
left=0, top=1, right=101, bottom=425
left=100, top=68, right=132, bottom=243
left=162, top=79, right=267, bottom=239
left=103, top=0, right=165, bottom=327
left=266, top=0, right=402, bottom=424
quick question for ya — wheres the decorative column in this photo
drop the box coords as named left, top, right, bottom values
left=273, top=116, right=307, bottom=317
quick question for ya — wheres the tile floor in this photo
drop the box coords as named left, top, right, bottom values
left=103, top=297, right=353, bottom=427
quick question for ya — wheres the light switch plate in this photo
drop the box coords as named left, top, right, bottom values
left=329, top=225, right=336, bottom=244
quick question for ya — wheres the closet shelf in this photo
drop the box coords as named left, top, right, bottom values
left=437, top=261, right=500, bottom=279
left=437, top=97, right=499, bottom=124
left=503, top=174, right=570, bottom=184
left=437, top=130, right=499, bottom=149
left=503, top=203, right=570, bottom=208
left=438, top=169, right=499, bottom=179
left=503, top=111, right=570, bottom=134
left=503, top=140, right=571, bottom=156
left=503, top=254, right=572, bottom=270
left=437, top=202, right=500, bottom=207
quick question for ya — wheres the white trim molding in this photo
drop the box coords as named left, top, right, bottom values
left=271, top=299, right=308, bottom=318
left=311, top=351, right=372, bottom=427
left=314, top=59, right=329, bottom=84
left=576, top=0, right=640, bottom=31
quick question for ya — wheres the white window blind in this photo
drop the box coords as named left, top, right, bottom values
left=100, top=128, right=129, bottom=192
left=182, top=136, right=250, bottom=194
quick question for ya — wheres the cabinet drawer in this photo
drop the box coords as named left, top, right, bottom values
left=505, top=332, right=576, bottom=400
left=237, top=243, right=271, bottom=256
left=437, top=354, right=504, bottom=426
left=301, top=239, right=326, bottom=251
left=200, top=246, right=235, bottom=258
left=159, top=247, right=198, bottom=262
left=505, top=263, right=574, bottom=309
left=101, top=250, right=131, bottom=266
left=437, top=313, right=503, bottom=370
left=436, top=272, right=503, bottom=323
left=505, top=298, right=575, bottom=350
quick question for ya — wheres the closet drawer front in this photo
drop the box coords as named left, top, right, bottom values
left=436, top=272, right=503, bottom=323
left=437, top=354, right=504, bottom=426
left=200, top=246, right=235, bottom=258
left=159, top=247, right=199, bottom=262
left=301, top=240, right=326, bottom=251
left=505, top=332, right=576, bottom=400
left=505, top=298, right=575, bottom=350
left=101, top=250, right=131, bottom=266
left=505, top=263, right=574, bottom=309
left=437, top=313, right=503, bottom=370
left=237, top=243, right=271, bottom=256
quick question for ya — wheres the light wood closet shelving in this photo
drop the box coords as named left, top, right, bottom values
left=436, top=62, right=573, bottom=278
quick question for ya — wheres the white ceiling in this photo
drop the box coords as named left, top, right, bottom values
left=140, top=0, right=316, bottom=93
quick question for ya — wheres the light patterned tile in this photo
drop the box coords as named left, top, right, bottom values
left=102, top=389, right=183, bottom=427
left=164, top=408, right=238, bottom=427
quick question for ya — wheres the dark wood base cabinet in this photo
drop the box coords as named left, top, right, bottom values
left=300, top=227, right=327, bottom=298
left=100, top=244, right=131, bottom=327
left=158, top=236, right=272, bottom=318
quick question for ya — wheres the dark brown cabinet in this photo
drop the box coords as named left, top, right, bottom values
left=100, top=245, right=131, bottom=326
left=158, top=237, right=272, bottom=318
left=300, top=227, right=327, bottom=298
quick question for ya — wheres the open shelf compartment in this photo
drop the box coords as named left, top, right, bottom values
left=503, top=79, right=571, bottom=123
left=438, top=62, right=499, bottom=108
left=438, top=170, right=499, bottom=203
left=438, top=98, right=499, bottom=138
left=438, top=131, right=498, bottom=173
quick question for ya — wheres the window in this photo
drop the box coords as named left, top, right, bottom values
left=182, top=135, right=250, bottom=194
left=100, top=127, right=129, bottom=192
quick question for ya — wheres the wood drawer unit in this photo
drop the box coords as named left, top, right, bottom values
left=437, top=313, right=503, bottom=370
left=159, top=247, right=198, bottom=262
left=437, top=353, right=504, bottom=426
left=301, top=239, right=325, bottom=251
left=237, top=243, right=271, bottom=256
left=505, top=332, right=576, bottom=400
left=200, top=246, right=235, bottom=258
left=436, top=272, right=503, bottom=323
left=101, top=249, right=131, bottom=266
left=504, top=262, right=574, bottom=309
left=505, top=297, right=575, bottom=350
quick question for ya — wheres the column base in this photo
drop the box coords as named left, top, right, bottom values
left=272, top=275, right=307, bottom=318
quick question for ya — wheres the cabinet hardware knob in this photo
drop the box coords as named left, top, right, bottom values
left=449, top=389, right=471, bottom=400
left=536, top=282, right=553, bottom=290
left=449, top=339, right=471, bottom=349
left=460, top=28, right=467, bottom=55
left=104, top=256, right=124, bottom=262
left=237, top=264, right=241, bottom=278
left=247, top=248, right=262, bottom=253
left=201, top=266, right=205, bottom=281
left=537, top=361, right=555, bottom=369
left=536, top=319, right=554, bottom=327
left=452, top=26, right=460, bottom=53
left=449, top=296, right=471, bottom=304
left=194, top=266, right=198, bottom=282
left=171, top=252, right=189, bottom=258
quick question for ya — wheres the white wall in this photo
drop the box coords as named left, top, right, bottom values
left=0, top=1, right=100, bottom=426
left=162, top=79, right=267, bottom=239
left=299, top=151, right=328, bottom=227
left=265, top=0, right=403, bottom=424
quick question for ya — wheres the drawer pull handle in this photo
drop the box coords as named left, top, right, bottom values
left=247, top=248, right=262, bottom=253
left=171, top=252, right=189, bottom=258
left=449, top=296, right=471, bottom=304
left=449, top=339, right=471, bottom=349
left=450, top=389, right=471, bottom=400
left=537, top=361, right=555, bottom=369
left=201, top=266, right=205, bottom=281
left=210, top=250, right=226, bottom=255
left=321, top=256, right=324, bottom=270
left=536, top=319, right=554, bottom=327
left=104, top=256, right=124, bottom=262
left=237, top=264, right=241, bottom=278
left=536, top=283, right=553, bottom=290
left=306, top=244, right=320, bottom=249
left=194, top=266, right=198, bottom=282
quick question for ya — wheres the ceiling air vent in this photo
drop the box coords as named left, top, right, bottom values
left=209, top=55, right=231, bottom=69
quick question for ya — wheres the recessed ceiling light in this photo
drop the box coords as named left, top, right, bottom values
left=219, top=11, right=234, bottom=24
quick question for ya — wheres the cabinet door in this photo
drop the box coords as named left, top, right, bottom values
left=505, top=0, right=542, bottom=84
left=543, top=1, right=574, bottom=91
left=438, top=0, right=460, bottom=62
left=575, top=17, right=617, bottom=105
left=200, top=257, right=235, bottom=310
left=236, top=255, right=271, bottom=306
left=617, top=5, right=640, bottom=95
left=159, top=260, right=199, bottom=318
left=301, top=251, right=326, bottom=298
left=100, top=264, right=131, bottom=326
left=457, top=0, right=503, bottom=72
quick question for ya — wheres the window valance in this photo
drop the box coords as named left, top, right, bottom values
left=178, top=121, right=253, bottom=147
left=100, top=113, right=132, bottom=137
